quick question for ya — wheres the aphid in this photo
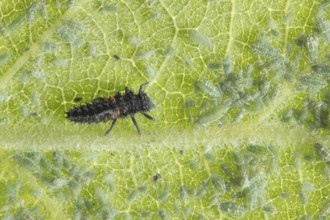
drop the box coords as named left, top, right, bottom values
left=58, top=20, right=86, bottom=45
left=8, top=14, right=26, bottom=30
left=26, top=2, right=43, bottom=22
left=204, top=152, right=216, bottom=162
left=196, top=182, right=207, bottom=198
left=264, top=56, right=284, bottom=70
left=314, top=143, right=330, bottom=162
left=286, top=43, right=294, bottom=54
left=163, top=47, right=175, bottom=57
left=189, top=30, right=212, bottom=48
left=284, top=59, right=297, bottom=73
left=188, top=159, right=200, bottom=171
left=196, top=79, right=222, bottom=98
left=158, top=184, right=170, bottom=201
left=299, top=75, right=327, bottom=94
left=113, top=54, right=120, bottom=60
left=312, top=64, right=330, bottom=73
left=32, top=70, right=44, bottom=80
left=73, top=97, right=82, bottom=102
left=299, top=191, right=309, bottom=205
left=315, top=16, right=330, bottom=42
left=324, top=164, right=330, bottom=179
left=306, top=35, right=319, bottom=62
left=158, top=209, right=167, bottom=219
left=269, top=17, right=281, bottom=38
left=0, top=53, right=11, bottom=66
left=221, top=164, right=233, bottom=176
left=135, top=50, right=155, bottom=60
left=262, top=204, right=277, bottom=214
left=88, top=43, right=97, bottom=57
left=210, top=175, right=226, bottom=195
left=183, top=100, right=195, bottom=108
left=320, top=0, right=330, bottom=9
left=30, top=112, right=38, bottom=117
left=247, top=145, right=268, bottom=154
left=65, top=82, right=157, bottom=136
left=252, top=42, right=280, bottom=58
left=42, top=42, right=61, bottom=51
left=195, top=100, right=232, bottom=126
left=245, top=64, right=254, bottom=77
left=319, top=199, right=330, bottom=219
left=67, top=0, right=75, bottom=8
left=234, top=108, right=245, bottom=122
left=259, top=80, right=270, bottom=97
left=312, top=64, right=330, bottom=79
left=53, top=151, right=57, bottom=160
left=207, top=62, right=220, bottom=70
left=40, top=2, right=48, bottom=19
left=222, top=56, right=233, bottom=75
left=127, top=190, right=138, bottom=201
left=0, top=24, right=7, bottom=37
left=218, top=201, right=246, bottom=216
left=153, top=173, right=161, bottom=183
left=147, top=0, right=156, bottom=7
left=53, top=59, right=68, bottom=66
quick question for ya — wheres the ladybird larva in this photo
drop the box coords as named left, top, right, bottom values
left=65, top=82, right=157, bottom=136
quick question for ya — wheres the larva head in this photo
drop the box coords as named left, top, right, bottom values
left=139, top=91, right=154, bottom=112
left=138, top=82, right=154, bottom=112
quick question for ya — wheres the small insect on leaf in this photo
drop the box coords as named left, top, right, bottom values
left=218, top=202, right=246, bottom=216
left=42, top=42, right=61, bottom=52
left=113, top=54, right=120, bottom=60
left=314, top=143, right=330, bottom=162
left=222, top=56, right=233, bottom=75
left=153, top=173, right=161, bottom=183
left=299, top=75, right=327, bottom=94
left=135, top=50, right=155, bottom=60
left=252, top=41, right=280, bottom=58
left=189, top=30, right=213, bottom=48
left=319, top=199, right=330, bottom=219
left=65, top=82, right=157, bottom=136
left=195, top=100, right=232, bottom=126
left=315, top=15, right=330, bottom=42
left=196, top=79, right=222, bottom=98
left=0, top=53, right=11, bottom=66
left=306, top=35, right=319, bottom=62
left=0, top=23, right=7, bottom=37
left=311, top=64, right=330, bottom=80
left=9, top=14, right=26, bottom=30
left=73, top=97, right=82, bottom=102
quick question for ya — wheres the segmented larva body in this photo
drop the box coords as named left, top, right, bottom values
left=66, top=82, right=157, bottom=136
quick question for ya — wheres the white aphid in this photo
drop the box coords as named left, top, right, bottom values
left=196, top=79, right=222, bottom=98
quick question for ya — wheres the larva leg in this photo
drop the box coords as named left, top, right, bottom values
left=130, top=114, right=141, bottom=136
left=104, top=118, right=117, bottom=136
left=142, top=112, right=158, bottom=122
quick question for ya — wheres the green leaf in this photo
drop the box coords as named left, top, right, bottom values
left=0, top=0, right=330, bottom=219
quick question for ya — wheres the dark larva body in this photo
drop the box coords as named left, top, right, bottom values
left=66, top=82, right=157, bottom=136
